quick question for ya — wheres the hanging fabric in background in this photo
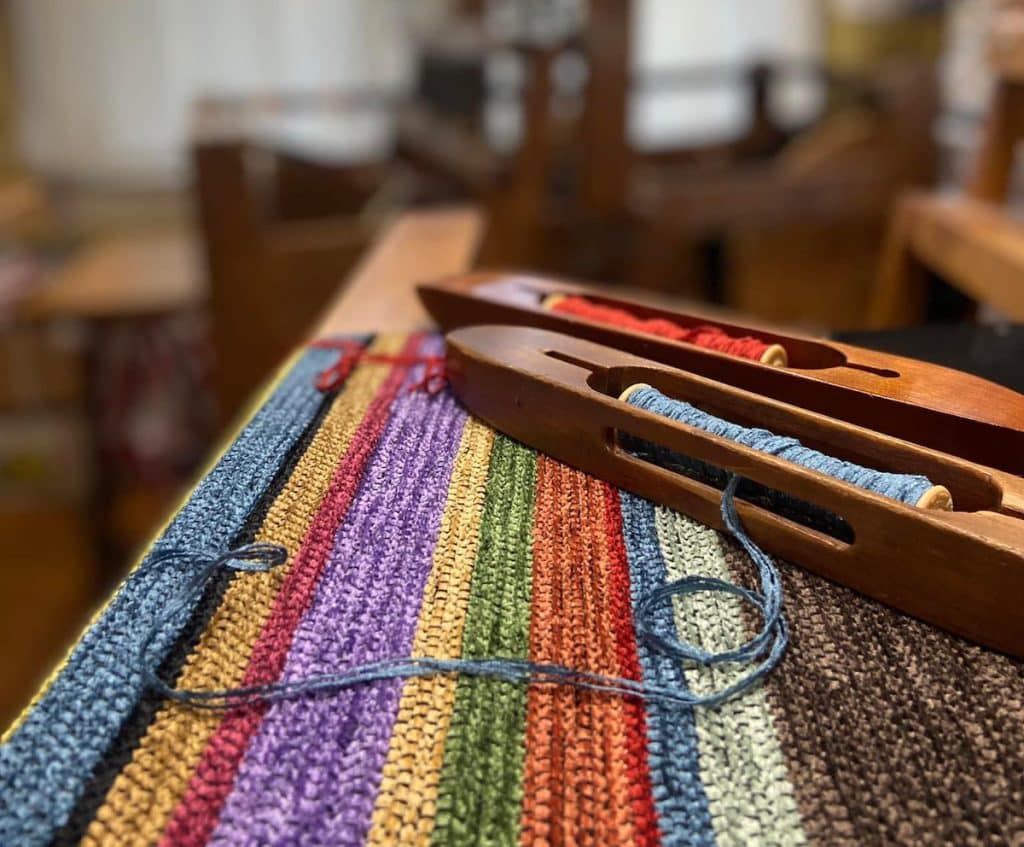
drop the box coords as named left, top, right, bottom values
left=93, top=313, right=214, bottom=485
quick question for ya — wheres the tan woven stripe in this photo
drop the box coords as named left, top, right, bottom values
left=365, top=418, right=494, bottom=847
left=654, top=507, right=806, bottom=847
left=84, top=335, right=407, bottom=847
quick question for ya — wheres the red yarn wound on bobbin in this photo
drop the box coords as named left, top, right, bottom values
left=548, top=295, right=771, bottom=362
left=310, top=339, right=447, bottom=395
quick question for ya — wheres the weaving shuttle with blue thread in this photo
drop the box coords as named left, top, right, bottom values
left=443, top=324, right=1024, bottom=660
left=619, top=383, right=952, bottom=514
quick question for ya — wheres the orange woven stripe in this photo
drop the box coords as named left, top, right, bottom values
left=520, top=458, right=639, bottom=844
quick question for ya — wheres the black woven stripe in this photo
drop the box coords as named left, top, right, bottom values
left=50, top=380, right=338, bottom=846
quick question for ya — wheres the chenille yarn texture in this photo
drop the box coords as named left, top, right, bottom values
left=546, top=294, right=778, bottom=363
left=1, top=332, right=1023, bottom=847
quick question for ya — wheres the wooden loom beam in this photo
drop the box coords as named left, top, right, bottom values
left=313, top=206, right=485, bottom=338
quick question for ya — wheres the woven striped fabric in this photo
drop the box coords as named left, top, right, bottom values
left=2, top=332, right=1022, bottom=847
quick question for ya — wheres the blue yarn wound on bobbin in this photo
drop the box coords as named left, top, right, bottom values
left=621, top=385, right=937, bottom=541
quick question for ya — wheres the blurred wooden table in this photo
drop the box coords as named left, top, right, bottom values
left=24, top=229, right=204, bottom=320
left=21, top=228, right=207, bottom=577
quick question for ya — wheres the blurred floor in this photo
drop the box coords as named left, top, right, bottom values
left=0, top=505, right=94, bottom=728
left=0, top=184, right=211, bottom=729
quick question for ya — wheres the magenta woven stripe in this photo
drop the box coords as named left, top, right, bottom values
left=211, top=355, right=467, bottom=845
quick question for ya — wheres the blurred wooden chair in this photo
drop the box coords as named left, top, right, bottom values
left=628, top=61, right=938, bottom=330
left=869, top=10, right=1024, bottom=327
left=399, top=1, right=819, bottom=281
left=192, top=96, right=389, bottom=424
left=561, top=0, right=820, bottom=281
left=192, top=7, right=569, bottom=423
left=392, top=16, right=574, bottom=271
left=553, top=0, right=946, bottom=301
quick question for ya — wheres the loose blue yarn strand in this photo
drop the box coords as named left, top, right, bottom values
left=140, top=388, right=938, bottom=712
left=143, top=472, right=787, bottom=713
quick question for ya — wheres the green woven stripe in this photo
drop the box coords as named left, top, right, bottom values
left=431, top=436, right=537, bottom=847
left=654, top=507, right=805, bottom=846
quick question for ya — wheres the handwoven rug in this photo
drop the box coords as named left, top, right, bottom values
left=2, top=332, right=1022, bottom=847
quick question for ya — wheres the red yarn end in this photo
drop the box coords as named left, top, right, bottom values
left=310, top=339, right=365, bottom=392
left=309, top=338, right=448, bottom=395
left=404, top=356, right=447, bottom=395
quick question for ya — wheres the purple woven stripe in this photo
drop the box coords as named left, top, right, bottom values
left=211, top=348, right=467, bottom=846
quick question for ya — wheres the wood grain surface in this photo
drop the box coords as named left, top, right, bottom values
left=313, top=206, right=484, bottom=337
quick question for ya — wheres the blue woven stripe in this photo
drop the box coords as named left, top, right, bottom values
left=0, top=348, right=336, bottom=847
left=619, top=492, right=717, bottom=847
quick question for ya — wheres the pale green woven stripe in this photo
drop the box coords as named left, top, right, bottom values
left=654, top=507, right=806, bottom=847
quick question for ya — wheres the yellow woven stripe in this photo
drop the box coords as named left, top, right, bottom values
left=0, top=349, right=307, bottom=745
left=654, top=508, right=805, bottom=847
left=84, top=335, right=407, bottom=847
left=366, top=418, right=495, bottom=847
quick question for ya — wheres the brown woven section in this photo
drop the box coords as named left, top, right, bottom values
left=766, top=562, right=1024, bottom=846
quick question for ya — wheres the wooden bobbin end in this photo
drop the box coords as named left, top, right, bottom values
left=618, top=382, right=652, bottom=404
left=541, top=292, right=567, bottom=310
left=759, top=343, right=788, bottom=367
left=917, top=485, right=953, bottom=511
